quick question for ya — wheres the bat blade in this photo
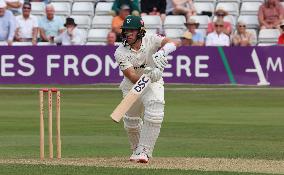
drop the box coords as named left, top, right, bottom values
left=110, top=92, right=140, bottom=123
left=111, top=74, right=150, bottom=123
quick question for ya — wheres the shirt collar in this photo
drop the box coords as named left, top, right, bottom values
left=46, top=16, right=55, bottom=22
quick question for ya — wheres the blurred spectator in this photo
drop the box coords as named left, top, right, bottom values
left=180, top=31, right=193, bottom=46
left=207, top=8, right=232, bottom=35
left=184, top=18, right=205, bottom=46
left=278, top=20, right=284, bottom=44
left=5, top=0, right=23, bottom=15
left=52, top=17, right=84, bottom=45
left=205, top=19, right=230, bottom=46
left=38, top=4, right=64, bottom=42
left=106, top=31, right=117, bottom=45
left=0, top=1, right=16, bottom=46
left=15, top=2, right=38, bottom=45
left=111, top=0, right=140, bottom=16
left=111, top=4, right=130, bottom=42
left=258, top=0, right=284, bottom=29
left=231, top=20, right=254, bottom=46
left=166, top=0, right=196, bottom=19
left=140, top=0, right=166, bottom=21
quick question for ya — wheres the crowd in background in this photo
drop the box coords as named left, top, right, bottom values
left=0, top=0, right=283, bottom=46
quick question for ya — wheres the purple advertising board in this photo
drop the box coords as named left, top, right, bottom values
left=0, top=46, right=283, bottom=86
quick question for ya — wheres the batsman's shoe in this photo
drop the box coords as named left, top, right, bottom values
left=129, top=152, right=139, bottom=162
left=136, top=152, right=149, bottom=163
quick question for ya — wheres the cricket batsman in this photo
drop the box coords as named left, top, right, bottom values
left=114, top=15, right=178, bottom=163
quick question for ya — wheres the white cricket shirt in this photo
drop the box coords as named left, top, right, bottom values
left=115, top=33, right=165, bottom=88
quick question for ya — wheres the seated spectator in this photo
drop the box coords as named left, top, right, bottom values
left=258, top=0, right=284, bottom=29
left=0, top=1, right=16, bottom=46
left=206, top=19, right=230, bottom=46
left=207, top=8, right=232, bottom=35
left=184, top=18, right=205, bottom=46
left=278, top=20, right=284, bottom=44
left=5, top=0, right=23, bottom=15
left=180, top=31, right=193, bottom=46
left=15, top=2, right=38, bottom=45
left=39, top=4, right=64, bottom=42
left=51, top=17, right=84, bottom=45
left=111, top=0, right=140, bottom=16
left=111, top=4, right=130, bottom=42
left=166, top=0, right=196, bottom=19
left=107, top=31, right=117, bottom=45
left=140, top=0, right=166, bottom=21
left=231, top=20, right=254, bottom=46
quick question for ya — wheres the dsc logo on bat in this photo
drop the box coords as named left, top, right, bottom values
left=134, top=76, right=149, bottom=93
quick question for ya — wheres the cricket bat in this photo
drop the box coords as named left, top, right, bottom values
left=111, top=74, right=151, bottom=123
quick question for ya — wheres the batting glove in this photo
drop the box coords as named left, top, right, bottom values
left=152, top=50, right=168, bottom=70
left=144, top=67, right=163, bottom=83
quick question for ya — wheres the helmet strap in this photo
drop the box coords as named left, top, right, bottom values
left=128, top=37, right=140, bottom=47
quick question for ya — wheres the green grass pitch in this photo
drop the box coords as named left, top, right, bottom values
left=0, top=85, right=283, bottom=174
